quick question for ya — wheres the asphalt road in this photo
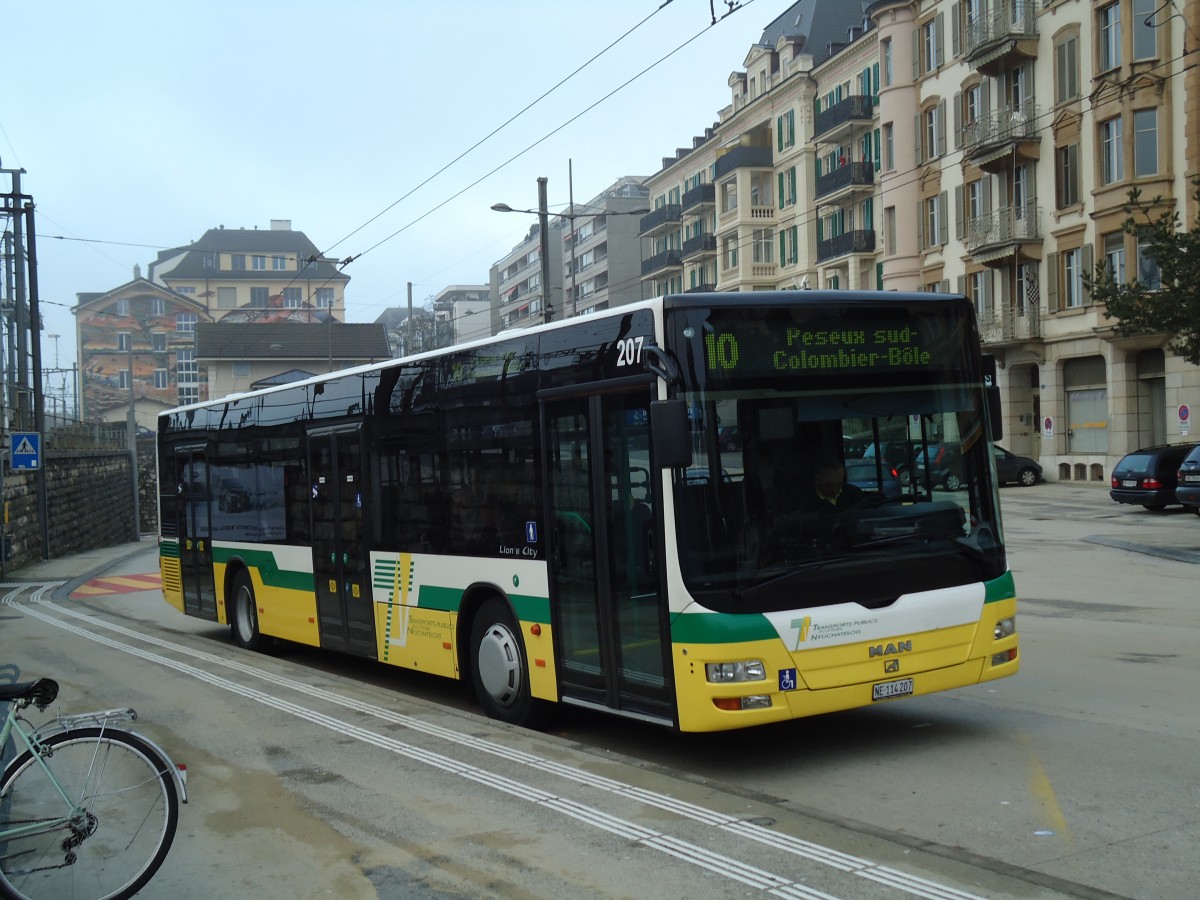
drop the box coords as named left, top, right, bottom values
left=2, top=481, right=1196, bottom=899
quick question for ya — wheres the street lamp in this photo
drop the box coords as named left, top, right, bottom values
left=492, top=190, right=649, bottom=320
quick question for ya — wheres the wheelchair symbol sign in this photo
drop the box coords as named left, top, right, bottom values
left=778, top=668, right=797, bottom=692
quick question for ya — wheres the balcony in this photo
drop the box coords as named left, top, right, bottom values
left=682, top=183, right=715, bottom=214
left=967, top=205, right=1042, bottom=265
left=713, top=145, right=773, bottom=180
left=815, top=161, right=875, bottom=202
left=639, top=204, right=682, bottom=237
left=682, top=232, right=717, bottom=261
left=684, top=282, right=717, bottom=293
left=813, top=95, right=876, bottom=144
left=978, top=302, right=1041, bottom=345
left=963, top=102, right=1041, bottom=171
left=641, top=249, right=683, bottom=278
left=817, top=230, right=876, bottom=263
left=964, top=1, right=1038, bottom=75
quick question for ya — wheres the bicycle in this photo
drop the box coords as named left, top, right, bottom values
left=0, top=677, right=187, bottom=900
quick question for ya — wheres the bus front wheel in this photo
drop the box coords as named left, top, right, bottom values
left=470, top=598, right=545, bottom=728
left=231, top=571, right=266, bottom=652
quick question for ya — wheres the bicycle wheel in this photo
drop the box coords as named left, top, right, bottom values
left=0, top=727, right=178, bottom=900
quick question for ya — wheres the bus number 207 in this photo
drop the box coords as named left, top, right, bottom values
left=616, top=336, right=644, bottom=367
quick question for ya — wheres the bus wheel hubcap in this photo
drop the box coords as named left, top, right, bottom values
left=478, top=624, right=521, bottom=706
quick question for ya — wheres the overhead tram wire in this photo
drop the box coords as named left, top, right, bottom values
left=345, top=0, right=759, bottom=276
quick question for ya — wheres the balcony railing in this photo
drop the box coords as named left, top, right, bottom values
left=641, top=249, right=683, bottom=277
left=964, top=1, right=1038, bottom=64
left=815, top=161, right=875, bottom=201
left=978, top=302, right=1041, bottom=344
left=682, top=232, right=717, bottom=259
left=813, top=95, right=876, bottom=141
left=639, top=204, right=682, bottom=236
left=963, top=101, right=1040, bottom=159
left=713, top=145, right=773, bottom=179
left=684, top=282, right=717, bottom=293
left=967, top=204, right=1041, bottom=254
left=682, top=182, right=715, bottom=212
left=817, top=230, right=876, bottom=262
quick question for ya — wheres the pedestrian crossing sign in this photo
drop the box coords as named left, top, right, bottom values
left=11, top=432, right=40, bottom=470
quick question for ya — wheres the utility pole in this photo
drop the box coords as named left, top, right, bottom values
left=538, top=177, right=552, bottom=325
left=568, top=160, right=578, bottom=319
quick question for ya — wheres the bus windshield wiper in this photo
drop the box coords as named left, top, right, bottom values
left=734, top=556, right=854, bottom=602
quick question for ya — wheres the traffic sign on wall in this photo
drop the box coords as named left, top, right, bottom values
left=10, top=432, right=41, bottom=469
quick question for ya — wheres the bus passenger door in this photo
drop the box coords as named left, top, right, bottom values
left=176, top=449, right=217, bottom=620
left=308, top=426, right=376, bottom=658
left=543, top=389, right=672, bottom=723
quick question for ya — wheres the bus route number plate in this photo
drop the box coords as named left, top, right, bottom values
left=872, top=678, right=914, bottom=701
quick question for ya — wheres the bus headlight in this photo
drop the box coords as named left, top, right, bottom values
left=993, top=617, right=1016, bottom=640
left=705, top=660, right=766, bottom=683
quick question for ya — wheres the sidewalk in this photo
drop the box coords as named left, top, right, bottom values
left=4, top=535, right=159, bottom=598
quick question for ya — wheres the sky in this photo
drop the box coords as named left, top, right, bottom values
left=3, top=0, right=797, bottom=375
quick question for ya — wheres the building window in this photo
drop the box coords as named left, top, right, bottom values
left=154, top=368, right=169, bottom=389
left=1055, top=33, right=1080, bottom=103
left=252, top=255, right=266, bottom=270
left=176, top=348, right=197, bottom=382
left=283, top=287, right=302, bottom=308
left=231, top=254, right=246, bottom=270
left=119, top=370, right=130, bottom=390
left=923, top=103, right=945, bottom=160
left=115, top=298, right=129, bottom=317
left=882, top=38, right=892, bottom=85
left=1099, top=3, right=1121, bottom=72
left=1137, top=234, right=1161, bottom=289
left=970, top=270, right=989, bottom=318
left=178, top=385, right=199, bottom=405
left=1103, top=232, right=1126, bottom=281
left=232, top=362, right=251, bottom=378
left=175, top=286, right=196, bottom=295
left=721, top=180, right=737, bottom=213
left=723, top=236, right=738, bottom=270
left=176, top=313, right=196, bottom=333
left=317, top=288, right=334, bottom=308
left=925, top=194, right=947, bottom=248
left=1133, top=0, right=1157, bottom=59
left=217, top=287, right=237, bottom=308
left=883, top=123, right=894, bottom=170
left=752, top=228, right=774, bottom=264
left=250, top=287, right=269, bottom=308
left=117, top=332, right=130, bottom=352
left=884, top=206, right=896, bottom=255
left=1063, top=248, right=1084, bottom=307
left=964, top=84, right=981, bottom=127
left=922, top=17, right=941, bottom=73
left=777, top=109, right=795, bottom=150
left=1133, top=108, right=1158, bottom=177
left=152, top=332, right=166, bottom=352
left=151, top=297, right=165, bottom=316
left=272, top=255, right=287, bottom=270
left=1056, top=144, right=1080, bottom=208
left=1100, top=117, right=1123, bottom=185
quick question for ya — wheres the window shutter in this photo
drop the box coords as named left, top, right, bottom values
left=957, top=274, right=966, bottom=295
left=912, top=28, right=921, bottom=79
left=915, top=113, right=924, bottom=163
left=779, top=230, right=786, bottom=263
left=953, top=92, right=962, bottom=150
left=955, top=185, right=965, bottom=240
left=788, top=110, right=795, bottom=147
left=983, top=271, right=992, bottom=309
left=937, top=100, right=947, bottom=157
left=917, top=202, right=925, bottom=249
left=872, top=62, right=880, bottom=95
left=951, top=3, right=962, bottom=57
left=778, top=172, right=785, bottom=208
left=936, top=12, right=945, bottom=68
left=874, top=129, right=881, bottom=170
left=1047, top=252, right=1060, bottom=310
left=817, top=218, right=824, bottom=243
left=940, top=279, right=951, bottom=293
left=1068, top=143, right=1079, bottom=205
left=1081, top=244, right=1094, bottom=303
left=777, top=116, right=784, bottom=152
left=939, top=192, right=949, bottom=245
left=983, top=177, right=993, bottom=213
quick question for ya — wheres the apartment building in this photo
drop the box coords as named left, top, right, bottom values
left=640, top=0, right=1200, bottom=482
left=564, top=177, right=651, bottom=317
left=490, top=220, right=564, bottom=332
left=147, top=220, right=349, bottom=324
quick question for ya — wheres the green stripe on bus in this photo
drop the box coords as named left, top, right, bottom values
left=985, top=570, right=1015, bottom=603
left=160, top=541, right=180, bottom=559
left=413, top=586, right=549, bottom=623
left=211, top=546, right=315, bottom=592
left=670, top=611, right=777, bottom=644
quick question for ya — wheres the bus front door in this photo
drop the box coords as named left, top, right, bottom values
left=176, top=449, right=217, bottom=620
left=308, top=426, right=376, bottom=658
left=544, top=389, right=672, bottom=724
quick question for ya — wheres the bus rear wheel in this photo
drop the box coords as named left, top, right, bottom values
left=231, top=571, right=266, bottom=652
left=470, top=598, right=546, bottom=728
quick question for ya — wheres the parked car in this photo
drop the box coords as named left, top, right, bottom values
left=914, top=442, right=963, bottom=490
left=862, top=440, right=926, bottom=486
left=844, top=459, right=903, bottom=499
left=993, top=445, right=1042, bottom=487
left=1175, top=444, right=1200, bottom=515
left=1110, top=443, right=1199, bottom=509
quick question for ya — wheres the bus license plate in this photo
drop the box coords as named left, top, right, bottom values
left=872, top=678, right=914, bottom=701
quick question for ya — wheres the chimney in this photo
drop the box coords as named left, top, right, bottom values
left=133, top=263, right=142, bottom=280
left=270, top=219, right=293, bottom=231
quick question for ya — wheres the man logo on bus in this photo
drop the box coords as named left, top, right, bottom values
left=792, top=616, right=812, bottom=649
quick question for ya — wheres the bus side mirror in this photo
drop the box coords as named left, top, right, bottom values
left=651, top=399, right=692, bottom=469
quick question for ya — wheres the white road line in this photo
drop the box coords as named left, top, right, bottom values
left=9, top=585, right=987, bottom=900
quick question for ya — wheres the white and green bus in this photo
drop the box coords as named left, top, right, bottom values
left=157, top=291, right=1018, bottom=732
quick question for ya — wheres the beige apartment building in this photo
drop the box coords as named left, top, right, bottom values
left=640, top=0, right=1200, bottom=482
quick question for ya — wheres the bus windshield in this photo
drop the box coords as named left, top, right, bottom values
left=665, top=299, right=1006, bottom=614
